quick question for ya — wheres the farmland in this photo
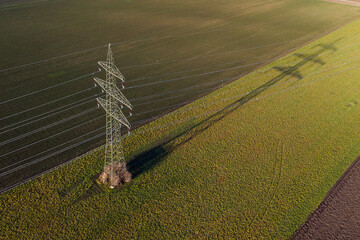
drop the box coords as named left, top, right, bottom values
left=1, top=0, right=360, bottom=191
left=2, top=12, right=360, bottom=238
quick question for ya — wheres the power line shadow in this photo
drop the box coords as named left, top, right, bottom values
left=58, top=177, right=85, bottom=198
left=72, top=176, right=104, bottom=205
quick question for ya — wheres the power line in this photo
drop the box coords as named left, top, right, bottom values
left=1, top=59, right=357, bottom=178
left=0, top=58, right=252, bottom=121
left=0, top=108, right=98, bottom=148
left=2, top=31, right=359, bottom=110
left=0, top=80, right=226, bottom=161
left=1, top=51, right=359, bottom=195
left=0, top=45, right=107, bottom=73
left=125, top=48, right=360, bottom=90
left=0, top=79, right=227, bottom=144
left=0, top=86, right=96, bottom=122
left=125, top=60, right=274, bottom=90
left=0, top=25, right=293, bottom=74
left=0, top=41, right=283, bottom=105
left=0, top=70, right=100, bottom=105
left=0, top=56, right=258, bottom=108
left=0, top=84, right=220, bottom=175
left=0, top=116, right=104, bottom=160
left=0, top=114, right=164, bottom=176
left=0, top=39, right=354, bottom=154
left=0, top=53, right=355, bottom=149
left=2, top=32, right=360, bottom=193
left=0, top=93, right=101, bottom=135
left=0, top=28, right=227, bottom=73
left=133, top=61, right=360, bottom=126
left=0, top=49, right=346, bottom=122
left=120, top=42, right=289, bottom=70
left=131, top=78, right=228, bottom=103
left=134, top=86, right=219, bottom=108
left=0, top=103, right=226, bottom=177
left=112, top=33, right=360, bottom=71
left=0, top=127, right=105, bottom=173
left=0, top=56, right=263, bottom=107
left=0, top=131, right=105, bottom=178
left=129, top=58, right=259, bottom=84
left=2, top=50, right=357, bottom=149
left=3, top=34, right=356, bottom=109
left=0, top=79, right=222, bottom=132
left=0, top=91, right=98, bottom=131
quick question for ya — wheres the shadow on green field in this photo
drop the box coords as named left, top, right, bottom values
left=68, top=39, right=340, bottom=204
left=72, top=182, right=104, bottom=205
left=57, top=174, right=104, bottom=205
left=126, top=39, right=340, bottom=179
left=58, top=177, right=85, bottom=198
left=128, top=145, right=168, bottom=178
left=293, top=53, right=325, bottom=67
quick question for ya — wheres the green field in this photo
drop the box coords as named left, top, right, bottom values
left=2, top=11, right=360, bottom=239
left=1, top=0, right=360, bottom=191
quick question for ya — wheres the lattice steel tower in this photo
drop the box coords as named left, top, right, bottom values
left=94, top=44, right=132, bottom=187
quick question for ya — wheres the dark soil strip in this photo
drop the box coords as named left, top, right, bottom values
left=292, top=156, right=360, bottom=239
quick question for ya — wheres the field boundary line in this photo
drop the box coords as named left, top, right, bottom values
left=291, top=155, right=360, bottom=239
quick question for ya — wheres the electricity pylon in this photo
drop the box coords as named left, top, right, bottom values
left=94, top=43, right=132, bottom=188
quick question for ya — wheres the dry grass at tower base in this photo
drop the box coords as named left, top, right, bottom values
left=98, top=161, right=131, bottom=189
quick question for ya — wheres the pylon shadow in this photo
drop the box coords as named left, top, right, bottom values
left=127, top=39, right=340, bottom=179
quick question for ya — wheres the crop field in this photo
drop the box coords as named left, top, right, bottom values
left=2, top=13, right=360, bottom=238
left=0, top=0, right=359, bottom=192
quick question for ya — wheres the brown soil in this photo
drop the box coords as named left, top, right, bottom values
left=325, top=0, right=360, bottom=6
left=292, top=156, right=360, bottom=239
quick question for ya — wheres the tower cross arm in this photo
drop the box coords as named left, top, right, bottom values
left=98, top=61, right=125, bottom=82
left=97, top=97, right=131, bottom=129
left=94, top=77, right=132, bottom=109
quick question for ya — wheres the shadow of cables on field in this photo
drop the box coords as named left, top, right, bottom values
left=72, top=182, right=104, bottom=205
left=125, top=39, right=340, bottom=179
left=58, top=177, right=85, bottom=198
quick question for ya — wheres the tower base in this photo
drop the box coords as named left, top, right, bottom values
left=99, top=161, right=132, bottom=188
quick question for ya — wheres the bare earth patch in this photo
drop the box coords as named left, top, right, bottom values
left=292, top=156, right=360, bottom=239
left=325, top=0, right=360, bottom=6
